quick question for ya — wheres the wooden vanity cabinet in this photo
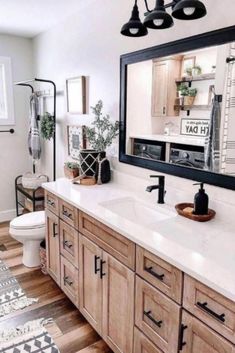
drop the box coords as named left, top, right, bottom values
left=45, top=191, right=235, bottom=353
left=180, top=310, right=235, bottom=353
left=45, top=209, right=60, bottom=286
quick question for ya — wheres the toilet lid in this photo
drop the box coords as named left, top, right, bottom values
left=10, top=211, right=45, bottom=230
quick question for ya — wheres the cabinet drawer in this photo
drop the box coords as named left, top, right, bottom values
left=136, top=246, right=183, bottom=303
left=135, top=276, right=181, bottom=353
left=60, top=220, right=79, bottom=268
left=61, top=256, right=79, bottom=308
left=181, top=310, right=235, bottom=353
left=59, top=200, right=78, bottom=229
left=79, top=211, right=135, bottom=270
left=45, top=191, right=59, bottom=215
left=134, top=327, right=163, bottom=353
left=183, top=275, right=235, bottom=344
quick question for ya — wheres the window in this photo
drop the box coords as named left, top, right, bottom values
left=0, top=57, right=15, bottom=126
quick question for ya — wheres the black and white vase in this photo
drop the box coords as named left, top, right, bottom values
left=79, top=149, right=99, bottom=177
left=96, top=151, right=111, bottom=184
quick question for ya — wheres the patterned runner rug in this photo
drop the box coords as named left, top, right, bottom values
left=0, top=259, right=38, bottom=317
left=0, top=318, right=60, bottom=352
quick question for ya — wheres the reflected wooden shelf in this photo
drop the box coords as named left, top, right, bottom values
left=175, top=73, right=215, bottom=84
left=174, top=104, right=212, bottom=112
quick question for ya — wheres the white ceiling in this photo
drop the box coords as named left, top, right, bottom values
left=0, top=0, right=90, bottom=38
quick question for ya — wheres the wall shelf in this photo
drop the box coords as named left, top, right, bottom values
left=175, top=104, right=212, bottom=111
left=175, top=73, right=215, bottom=84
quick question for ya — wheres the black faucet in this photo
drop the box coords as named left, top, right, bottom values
left=146, top=175, right=166, bottom=204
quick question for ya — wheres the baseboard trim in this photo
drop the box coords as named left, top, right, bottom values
left=0, top=209, right=16, bottom=223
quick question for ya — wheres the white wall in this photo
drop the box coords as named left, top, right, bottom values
left=0, top=35, right=33, bottom=221
left=32, top=0, right=235, bottom=205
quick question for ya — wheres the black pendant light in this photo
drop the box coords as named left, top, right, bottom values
left=121, top=0, right=148, bottom=37
left=172, top=0, right=207, bottom=20
left=144, top=0, right=173, bottom=29
left=121, top=0, right=206, bottom=37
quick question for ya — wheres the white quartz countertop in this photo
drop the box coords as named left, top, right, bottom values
left=130, top=134, right=205, bottom=147
left=43, top=178, right=235, bottom=302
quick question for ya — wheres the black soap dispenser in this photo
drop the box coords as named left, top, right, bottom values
left=193, top=183, right=209, bottom=215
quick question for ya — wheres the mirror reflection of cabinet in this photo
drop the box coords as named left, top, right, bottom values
left=152, top=57, right=181, bottom=117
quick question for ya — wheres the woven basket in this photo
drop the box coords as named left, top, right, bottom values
left=22, top=172, right=48, bottom=189
left=40, top=241, right=47, bottom=275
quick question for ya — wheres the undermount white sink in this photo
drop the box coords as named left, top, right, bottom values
left=99, top=197, right=176, bottom=228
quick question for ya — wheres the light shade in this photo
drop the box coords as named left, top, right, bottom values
left=121, top=4, right=148, bottom=37
left=172, top=0, right=207, bottom=20
left=144, top=0, right=173, bottom=29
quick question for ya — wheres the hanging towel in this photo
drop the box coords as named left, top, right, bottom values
left=204, top=96, right=221, bottom=173
left=28, top=93, right=41, bottom=162
left=221, top=42, right=235, bottom=175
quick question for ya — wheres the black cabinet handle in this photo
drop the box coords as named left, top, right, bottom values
left=94, top=255, right=100, bottom=274
left=144, top=266, right=165, bottom=281
left=53, top=223, right=58, bottom=237
left=62, top=210, right=72, bottom=219
left=64, top=276, right=73, bottom=286
left=47, top=199, right=55, bottom=207
left=144, top=310, right=163, bottom=328
left=197, top=302, right=225, bottom=323
left=179, top=324, right=188, bottom=351
left=64, top=240, right=73, bottom=249
left=100, top=260, right=106, bottom=279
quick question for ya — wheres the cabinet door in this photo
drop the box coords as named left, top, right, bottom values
left=152, top=61, right=168, bottom=117
left=79, top=235, right=102, bottom=335
left=180, top=310, right=235, bottom=353
left=45, top=209, right=60, bottom=285
left=102, top=252, right=135, bottom=353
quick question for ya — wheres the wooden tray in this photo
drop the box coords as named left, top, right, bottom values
left=175, top=203, right=216, bottom=222
left=72, top=175, right=96, bottom=186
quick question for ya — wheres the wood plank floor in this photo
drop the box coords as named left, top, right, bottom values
left=0, top=222, right=112, bottom=353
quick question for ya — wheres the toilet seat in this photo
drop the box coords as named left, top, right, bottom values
left=10, top=211, right=45, bottom=230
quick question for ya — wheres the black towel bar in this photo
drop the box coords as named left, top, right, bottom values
left=0, top=129, right=14, bottom=134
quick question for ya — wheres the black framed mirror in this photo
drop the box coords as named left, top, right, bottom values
left=119, top=25, right=235, bottom=190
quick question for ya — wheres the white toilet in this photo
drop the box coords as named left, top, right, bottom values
left=9, top=211, right=45, bottom=268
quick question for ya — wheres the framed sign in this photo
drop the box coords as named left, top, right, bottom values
left=66, top=76, right=87, bottom=114
left=181, top=119, right=210, bottom=137
left=67, top=125, right=86, bottom=159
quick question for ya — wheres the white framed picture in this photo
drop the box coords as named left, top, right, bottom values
left=66, top=76, right=87, bottom=114
left=67, top=125, right=86, bottom=160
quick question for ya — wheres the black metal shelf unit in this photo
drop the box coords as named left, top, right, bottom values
left=15, top=175, right=49, bottom=216
left=14, top=78, right=57, bottom=180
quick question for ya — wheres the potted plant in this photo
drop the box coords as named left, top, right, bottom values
left=64, top=161, right=80, bottom=179
left=83, top=100, right=119, bottom=183
left=177, top=83, right=189, bottom=105
left=184, top=88, right=198, bottom=106
left=192, top=65, right=202, bottom=76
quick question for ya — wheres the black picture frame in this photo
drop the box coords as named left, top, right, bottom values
left=119, top=25, right=235, bottom=191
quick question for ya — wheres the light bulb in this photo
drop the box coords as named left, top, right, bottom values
left=129, top=28, right=139, bottom=35
left=153, top=18, right=164, bottom=26
left=183, top=7, right=196, bottom=15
